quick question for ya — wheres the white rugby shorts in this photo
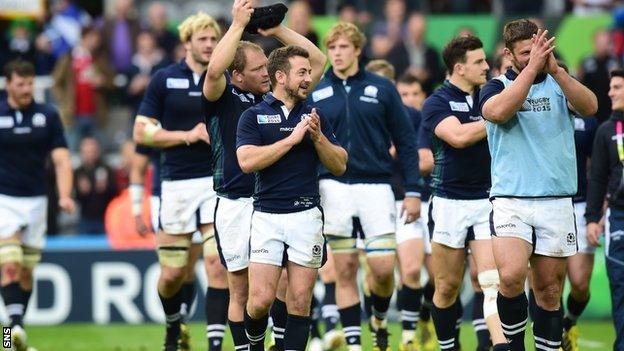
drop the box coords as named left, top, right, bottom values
left=250, top=207, right=325, bottom=268
left=429, top=196, right=491, bottom=249
left=491, top=197, right=577, bottom=257
left=214, top=196, right=253, bottom=272
left=574, top=202, right=594, bottom=254
left=159, top=176, right=216, bottom=235
left=0, top=194, right=47, bottom=249
left=396, top=200, right=429, bottom=245
left=320, top=179, right=396, bottom=238
left=153, top=195, right=205, bottom=244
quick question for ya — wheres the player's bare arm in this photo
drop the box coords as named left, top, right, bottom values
left=129, top=152, right=150, bottom=236
left=237, top=119, right=309, bottom=173
left=51, top=147, right=75, bottom=214
left=258, top=25, right=327, bottom=88
left=418, top=148, right=434, bottom=176
left=434, top=116, right=486, bottom=149
left=307, top=108, right=347, bottom=176
left=482, top=29, right=555, bottom=124
left=204, top=0, right=254, bottom=101
left=545, top=54, right=598, bottom=116
left=133, top=116, right=210, bottom=148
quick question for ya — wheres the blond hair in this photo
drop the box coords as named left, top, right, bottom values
left=324, top=22, right=366, bottom=49
left=178, top=12, right=221, bottom=43
left=365, top=59, right=395, bottom=80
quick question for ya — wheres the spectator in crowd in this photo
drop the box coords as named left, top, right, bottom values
left=572, top=0, right=614, bottom=16
left=52, top=26, right=114, bottom=151
left=99, top=0, right=140, bottom=74
left=500, top=0, right=544, bottom=15
left=145, top=2, right=180, bottom=59
left=74, top=137, right=117, bottom=234
left=0, top=20, right=36, bottom=68
left=396, top=72, right=427, bottom=110
left=337, top=2, right=359, bottom=25
left=38, top=0, right=91, bottom=60
left=403, top=12, right=443, bottom=94
left=578, top=28, right=621, bottom=124
left=368, top=0, right=411, bottom=76
left=126, top=31, right=170, bottom=114
left=287, top=0, right=320, bottom=45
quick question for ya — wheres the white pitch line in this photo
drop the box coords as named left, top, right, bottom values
left=578, top=338, right=607, bottom=348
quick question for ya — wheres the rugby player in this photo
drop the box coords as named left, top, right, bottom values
left=237, top=45, right=346, bottom=351
left=132, top=12, right=228, bottom=351
left=421, top=35, right=506, bottom=351
left=129, top=145, right=210, bottom=351
left=365, top=59, right=429, bottom=351
left=311, top=22, right=421, bottom=351
left=0, top=59, right=75, bottom=351
left=479, top=20, right=597, bottom=350
left=202, top=0, right=327, bottom=349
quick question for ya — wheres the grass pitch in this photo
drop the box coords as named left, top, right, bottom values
left=18, top=321, right=615, bottom=350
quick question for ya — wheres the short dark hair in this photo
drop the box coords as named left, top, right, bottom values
left=4, top=59, right=35, bottom=81
left=442, top=35, right=483, bottom=74
left=397, top=72, right=422, bottom=86
left=228, top=41, right=265, bottom=73
left=611, top=69, right=624, bottom=79
left=267, top=45, right=309, bottom=86
left=503, top=19, right=538, bottom=50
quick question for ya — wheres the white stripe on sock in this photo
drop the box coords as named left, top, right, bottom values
left=534, top=336, right=561, bottom=346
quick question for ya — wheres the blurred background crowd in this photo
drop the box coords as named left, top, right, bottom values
left=0, top=0, right=622, bottom=236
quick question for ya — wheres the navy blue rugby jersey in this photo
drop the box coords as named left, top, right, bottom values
left=237, top=94, right=340, bottom=213
left=0, top=99, right=67, bottom=196
left=422, top=80, right=490, bottom=200
left=204, top=76, right=262, bottom=199
left=138, top=59, right=212, bottom=180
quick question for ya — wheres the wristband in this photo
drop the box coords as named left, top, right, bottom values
left=129, top=183, right=144, bottom=215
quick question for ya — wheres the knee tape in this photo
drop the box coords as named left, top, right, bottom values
left=22, top=246, right=42, bottom=269
left=203, top=234, right=218, bottom=257
left=158, top=238, right=191, bottom=268
left=478, top=269, right=500, bottom=319
left=364, top=234, right=396, bottom=257
left=327, top=236, right=357, bottom=253
left=0, top=241, right=23, bottom=265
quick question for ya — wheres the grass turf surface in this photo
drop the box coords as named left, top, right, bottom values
left=19, top=321, right=615, bottom=351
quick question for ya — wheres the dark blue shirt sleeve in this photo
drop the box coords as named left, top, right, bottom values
left=236, top=109, right=262, bottom=148
left=137, top=70, right=165, bottom=121
left=478, top=79, right=505, bottom=112
left=385, top=85, right=421, bottom=194
left=48, top=107, right=68, bottom=150
left=421, top=95, right=456, bottom=132
left=135, top=144, right=153, bottom=156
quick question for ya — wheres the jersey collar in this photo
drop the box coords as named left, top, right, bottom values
left=505, top=67, right=547, bottom=84
left=442, top=80, right=480, bottom=98
left=178, top=59, right=192, bottom=72
left=325, top=63, right=367, bottom=84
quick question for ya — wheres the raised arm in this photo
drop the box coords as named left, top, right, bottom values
left=481, top=29, right=555, bottom=124
left=237, top=118, right=309, bottom=173
left=259, top=25, right=327, bottom=88
left=204, top=0, right=254, bottom=101
left=548, top=61, right=598, bottom=117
